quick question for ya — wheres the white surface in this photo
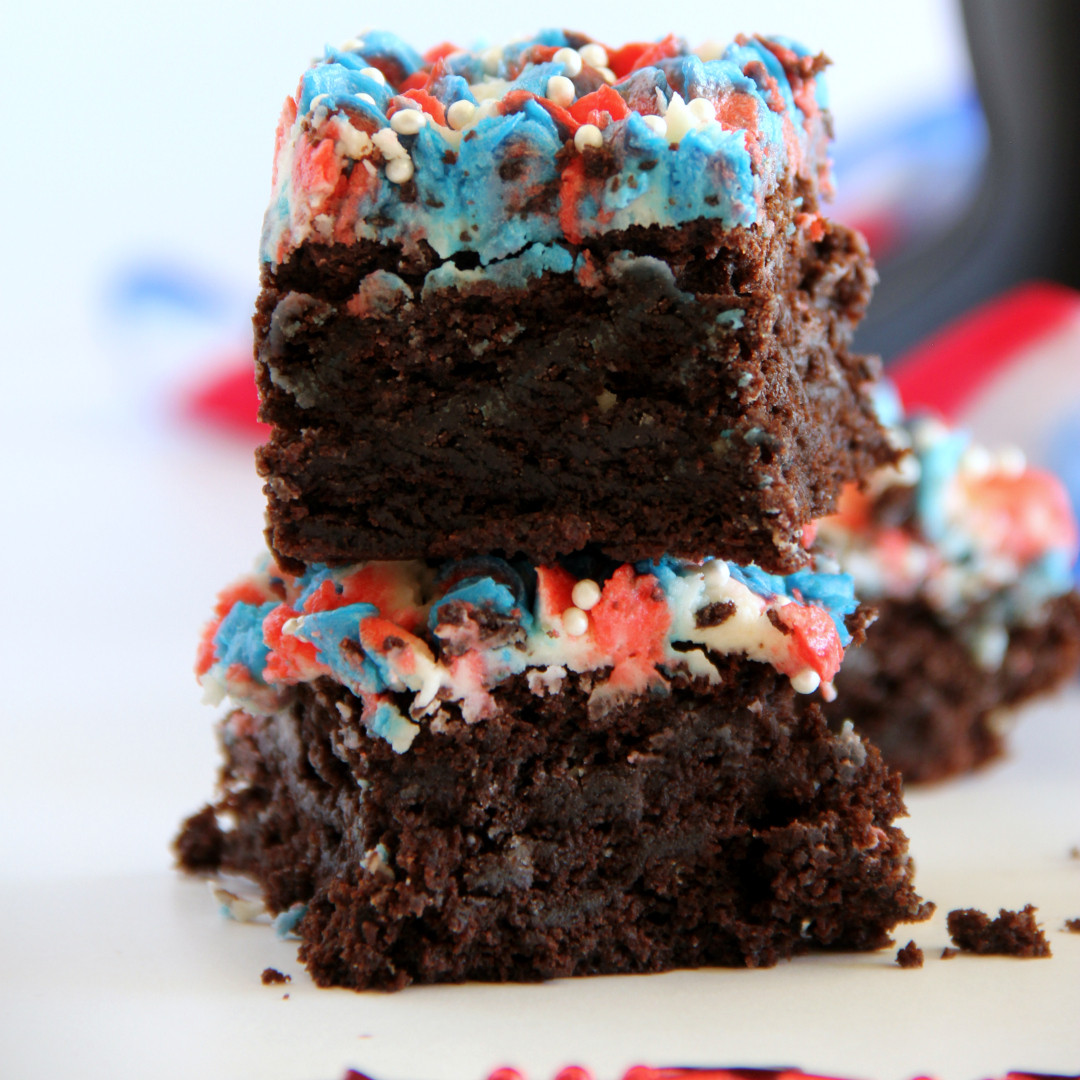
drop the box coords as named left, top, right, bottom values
left=2, top=684, right=1078, bottom=1080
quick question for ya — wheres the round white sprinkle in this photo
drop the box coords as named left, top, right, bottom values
left=571, top=579, right=602, bottom=611
left=961, top=444, right=993, bottom=478
left=341, top=38, right=365, bottom=52
left=360, top=65, right=387, bottom=85
left=996, top=446, right=1027, bottom=476
left=702, top=559, right=730, bottom=590
left=446, top=99, right=477, bottom=130
left=546, top=74, right=576, bottom=108
left=476, top=98, right=502, bottom=120
left=385, top=156, right=415, bottom=184
left=357, top=92, right=376, bottom=106
left=642, top=114, right=668, bottom=137
left=688, top=97, right=715, bottom=123
left=574, top=123, right=604, bottom=152
left=578, top=43, right=608, bottom=69
left=562, top=607, right=590, bottom=637
left=553, top=46, right=583, bottom=77
left=596, top=66, right=617, bottom=84
left=790, top=668, right=821, bottom=695
left=309, top=93, right=331, bottom=112
left=480, top=46, right=503, bottom=75
left=390, top=108, right=427, bottom=135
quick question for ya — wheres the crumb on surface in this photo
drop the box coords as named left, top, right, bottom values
left=1065, top=918, right=1080, bottom=933
left=896, top=940, right=923, bottom=968
left=946, top=904, right=1051, bottom=958
left=941, top=946, right=958, bottom=959
left=261, top=967, right=291, bottom=985
left=1069, top=845, right=1079, bottom=860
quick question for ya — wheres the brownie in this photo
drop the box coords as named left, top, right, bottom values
left=255, top=31, right=892, bottom=573
left=895, top=939, right=923, bottom=968
left=825, top=592, right=1080, bottom=782
left=178, top=667, right=929, bottom=990
left=819, top=410, right=1080, bottom=781
left=177, top=551, right=929, bottom=989
left=946, top=905, right=1052, bottom=958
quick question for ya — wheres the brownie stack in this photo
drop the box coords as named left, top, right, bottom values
left=177, top=29, right=931, bottom=989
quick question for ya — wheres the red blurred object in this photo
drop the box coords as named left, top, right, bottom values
left=182, top=350, right=268, bottom=438
left=890, top=281, right=1080, bottom=420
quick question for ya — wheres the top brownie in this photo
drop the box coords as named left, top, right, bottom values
left=255, top=30, right=893, bottom=572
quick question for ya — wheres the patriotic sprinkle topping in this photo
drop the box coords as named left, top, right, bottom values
left=262, top=29, right=831, bottom=266
left=198, top=553, right=856, bottom=753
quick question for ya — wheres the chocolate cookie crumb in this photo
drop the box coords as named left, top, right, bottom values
left=946, top=905, right=1051, bottom=957
left=941, top=947, right=958, bottom=959
left=261, top=967, right=291, bottom=985
left=1064, top=918, right=1080, bottom=933
left=896, top=940, right=923, bottom=968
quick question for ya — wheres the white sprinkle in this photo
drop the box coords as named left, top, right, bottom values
left=475, top=98, right=502, bottom=120
left=390, top=108, right=428, bottom=135
left=340, top=38, right=365, bottom=52
left=571, top=579, right=602, bottom=611
left=546, top=74, right=576, bottom=108
left=574, top=123, right=604, bottom=152
left=790, top=668, right=821, bottom=695
left=360, top=65, right=386, bottom=85
left=702, top=559, right=730, bottom=594
left=480, top=46, right=503, bottom=75
left=961, top=444, right=993, bottom=478
left=596, top=66, right=617, bottom=84
left=309, top=93, right=331, bottom=112
left=553, top=46, right=583, bottom=77
left=578, top=43, right=609, bottom=69
left=996, top=446, right=1027, bottom=476
left=662, top=92, right=694, bottom=144
left=371, top=127, right=408, bottom=160
left=562, top=606, right=589, bottom=637
left=357, top=92, right=376, bottom=106
left=688, top=97, right=715, bottom=123
left=642, top=114, right=667, bottom=137
left=446, top=99, right=477, bottom=130
left=385, top=156, right=415, bottom=184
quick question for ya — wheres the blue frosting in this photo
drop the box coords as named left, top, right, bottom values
left=291, top=603, right=381, bottom=693
left=264, top=32, right=829, bottom=265
left=213, top=601, right=278, bottom=683
left=428, top=576, right=522, bottom=631
left=728, top=563, right=857, bottom=645
left=640, top=556, right=857, bottom=645
left=914, top=426, right=969, bottom=543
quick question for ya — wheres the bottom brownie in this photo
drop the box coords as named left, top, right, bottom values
left=826, top=593, right=1080, bottom=783
left=178, top=662, right=930, bottom=990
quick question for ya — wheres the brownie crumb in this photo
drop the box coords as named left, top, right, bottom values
left=1070, top=846, right=1080, bottom=860
left=895, top=940, right=923, bottom=968
left=1064, top=918, right=1080, bottom=933
left=941, top=947, right=959, bottom=960
left=174, top=805, right=224, bottom=870
left=946, top=905, right=1052, bottom=957
left=261, top=967, right=291, bottom=985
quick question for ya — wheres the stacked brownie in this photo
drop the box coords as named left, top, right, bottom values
left=177, top=29, right=931, bottom=989
left=818, top=396, right=1080, bottom=781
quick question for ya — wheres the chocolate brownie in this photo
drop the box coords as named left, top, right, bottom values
left=895, top=939, right=923, bottom=968
left=819, top=405, right=1080, bottom=781
left=177, top=552, right=930, bottom=989
left=255, top=31, right=892, bottom=573
left=946, top=905, right=1052, bottom=958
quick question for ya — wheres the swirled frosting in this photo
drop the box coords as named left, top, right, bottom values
left=197, top=553, right=856, bottom=753
left=817, top=398, right=1079, bottom=670
left=262, top=29, right=831, bottom=266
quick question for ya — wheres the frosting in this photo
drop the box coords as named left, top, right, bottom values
left=197, top=553, right=857, bottom=753
left=261, top=30, right=831, bottom=266
left=817, top=410, right=1078, bottom=669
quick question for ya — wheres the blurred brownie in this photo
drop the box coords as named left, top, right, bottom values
left=254, top=30, right=892, bottom=573
left=819, top=403, right=1080, bottom=781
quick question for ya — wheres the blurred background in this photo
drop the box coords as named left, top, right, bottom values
left=2, top=0, right=1078, bottom=875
